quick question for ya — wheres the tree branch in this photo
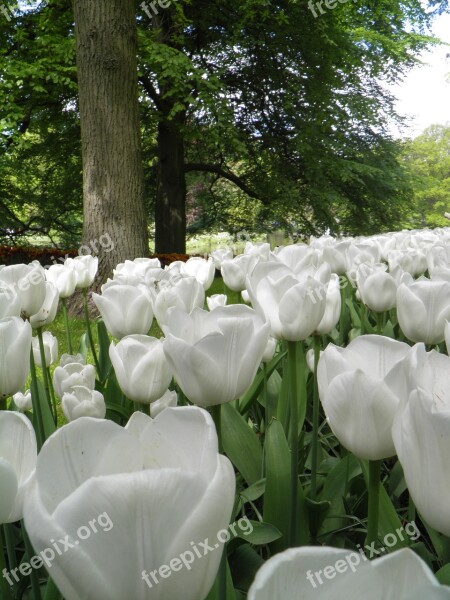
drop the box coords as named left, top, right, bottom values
left=138, top=75, right=162, bottom=111
left=184, top=163, right=262, bottom=202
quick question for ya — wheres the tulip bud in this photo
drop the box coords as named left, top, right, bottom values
left=0, top=317, right=32, bottom=399
left=109, top=335, right=173, bottom=404
left=29, top=282, right=60, bottom=328
left=53, top=362, right=96, bottom=400
left=62, top=386, right=106, bottom=421
left=12, top=390, right=32, bottom=412
left=65, top=255, right=98, bottom=289
left=206, top=294, right=227, bottom=311
left=32, top=332, right=59, bottom=368
left=182, top=257, right=215, bottom=291
left=46, top=264, right=77, bottom=298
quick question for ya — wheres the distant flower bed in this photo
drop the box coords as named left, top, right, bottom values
left=0, top=246, right=193, bottom=268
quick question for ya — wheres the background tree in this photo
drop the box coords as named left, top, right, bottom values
left=401, top=124, right=450, bottom=228
left=0, top=0, right=448, bottom=252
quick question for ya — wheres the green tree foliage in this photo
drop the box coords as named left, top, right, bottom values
left=0, top=0, right=447, bottom=247
left=401, top=123, right=450, bottom=228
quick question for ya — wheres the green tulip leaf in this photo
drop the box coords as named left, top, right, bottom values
left=77, top=332, right=89, bottom=361
left=37, top=379, right=56, bottom=439
left=221, top=402, right=263, bottom=486
left=240, top=479, right=266, bottom=503
left=228, top=544, right=264, bottom=593
left=263, top=418, right=291, bottom=552
left=345, top=298, right=361, bottom=328
left=96, top=320, right=112, bottom=382
left=436, top=564, right=450, bottom=586
left=305, top=497, right=332, bottom=540
left=233, top=520, right=282, bottom=545
left=238, top=350, right=285, bottom=414
left=360, top=460, right=407, bottom=549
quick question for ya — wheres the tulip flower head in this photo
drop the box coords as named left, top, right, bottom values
left=318, top=335, right=411, bottom=460
left=397, top=279, right=450, bottom=344
left=109, top=335, right=173, bottom=404
left=13, top=390, right=32, bottom=412
left=32, top=331, right=59, bottom=367
left=53, top=362, right=96, bottom=400
left=62, top=386, right=106, bottom=422
left=0, top=317, right=32, bottom=399
left=392, top=346, right=450, bottom=536
left=92, top=284, right=154, bottom=339
left=0, top=411, right=37, bottom=523
left=248, top=546, right=450, bottom=600
left=23, top=407, right=235, bottom=600
left=163, top=305, right=270, bottom=407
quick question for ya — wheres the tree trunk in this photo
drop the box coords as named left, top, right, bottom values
left=72, top=0, right=149, bottom=284
left=155, top=119, right=187, bottom=253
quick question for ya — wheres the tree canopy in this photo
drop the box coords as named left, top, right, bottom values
left=0, top=0, right=448, bottom=249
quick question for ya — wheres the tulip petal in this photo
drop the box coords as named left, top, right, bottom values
left=392, top=388, right=450, bottom=535
left=322, top=370, right=398, bottom=460
left=247, top=546, right=381, bottom=600
left=0, top=457, right=18, bottom=523
left=373, top=548, right=448, bottom=599
left=25, top=448, right=234, bottom=600
left=35, top=417, right=143, bottom=513
left=126, top=407, right=218, bottom=480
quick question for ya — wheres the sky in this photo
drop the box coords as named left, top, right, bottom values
left=389, top=12, right=450, bottom=139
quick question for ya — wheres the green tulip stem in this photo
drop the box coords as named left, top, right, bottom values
left=82, top=289, right=101, bottom=376
left=0, top=527, right=13, bottom=600
left=338, top=279, right=348, bottom=346
left=263, top=362, right=271, bottom=424
left=310, top=335, right=321, bottom=500
left=47, top=367, right=58, bottom=424
left=217, top=548, right=227, bottom=600
left=61, top=298, right=73, bottom=355
left=37, top=328, right=55, bottom=424
left=287, top=340, right=298, bottom=547
left=360, top=304, right=367, bottom=335
left=376, top=312, right=383, bottom=335
left=210, top=404, right=222, bottom=453
left=3, top=525, right=16, bottom=581
left=30, top=347, right=45, bottom=450
left=0, top=397, right=7, bottom=410
left=22, top=523, right=42, bottom=600
left=366, top=459, right=381, bottom=547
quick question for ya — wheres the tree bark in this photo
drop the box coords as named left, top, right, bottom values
left=155, top=118, right=187, bottom=253
left=72, top=0, right=149, bottom=284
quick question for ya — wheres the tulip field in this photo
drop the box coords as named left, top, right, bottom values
left=3, top=228, right=450, bottom=599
